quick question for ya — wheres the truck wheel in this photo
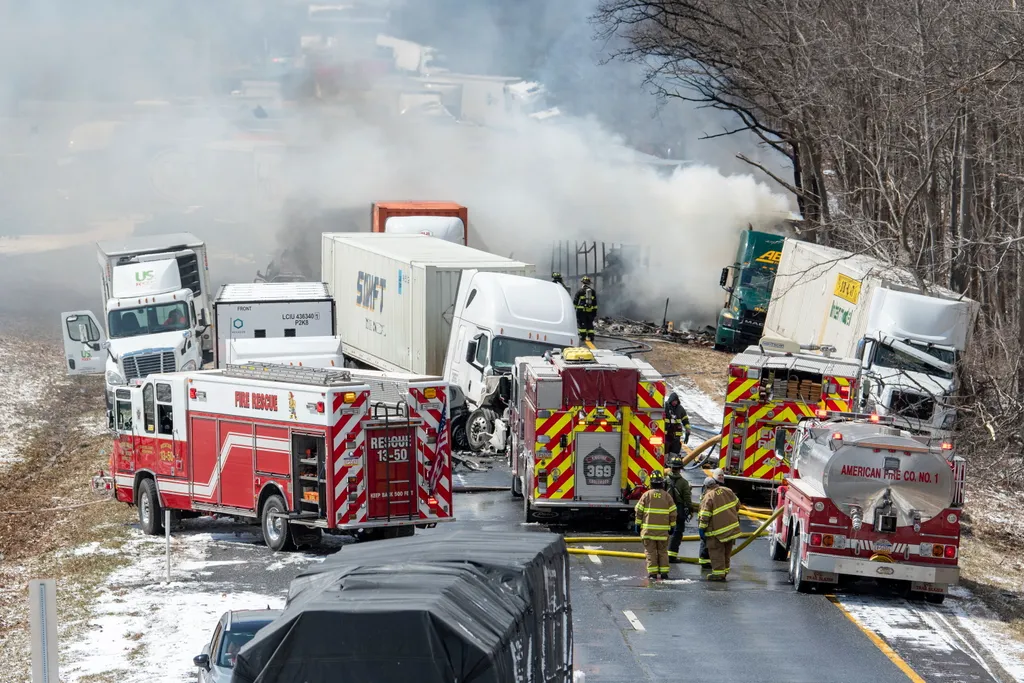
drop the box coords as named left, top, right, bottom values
left=466, top=409, right=494, bottom=452
left=261, top=495, right=295, bottom=552
left=511, top=473, right=523, bottom=498
left=790, top=531, right=815, bottom=593
left=137, top=479, right=164, bottom=536
left=524, top=496, right=538, bottom=524
left=768, top=527, right=788, bottom=561
left=925, top=592, right=946, bottom=605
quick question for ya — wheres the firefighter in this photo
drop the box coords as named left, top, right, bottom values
left=666, top=457, right=692, bottom=563
left=664, top=392, right=691, bottom=455
left=698, top=468, right=741, bottom=581
left=634, top=470, right=677, bottom=581
left=551, top=271, right=570, bottom=295
left=573, top=276, right=598, bottom=342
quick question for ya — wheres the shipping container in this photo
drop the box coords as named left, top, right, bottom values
left=371, top=201, right=469, bottom=245
left=321, top=234, right=533, bottom=375
left=213, top=282, right=335, bottom=366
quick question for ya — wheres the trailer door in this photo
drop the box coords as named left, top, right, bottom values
left=365, top=423, right=416, bottom=520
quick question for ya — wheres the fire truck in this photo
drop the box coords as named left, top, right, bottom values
left=93, top=363, right=454, bottom=550
left=508, top=347, right=667, bottom=523
left=719, top=337, right=861, bottom=486
left=770, top=412, right=964, bottom=602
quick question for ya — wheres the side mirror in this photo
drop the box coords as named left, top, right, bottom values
left=193, top=654, right=210, bottom=670
left=199, top=309, right=208, bottom=327
left=719, top=267, right=729, bottom=288
left=465, top=339, right=478, bottom=364
left=774, top=429, right=787, bottom=454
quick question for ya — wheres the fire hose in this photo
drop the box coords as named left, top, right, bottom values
left=564, top=505, right=784, bottom=563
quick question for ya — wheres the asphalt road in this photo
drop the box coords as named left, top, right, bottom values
left=158, top=456, right=1012, bottom=683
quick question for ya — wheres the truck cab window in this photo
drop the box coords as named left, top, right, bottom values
left=66, top=314, right=100, bottom=342
left=156, top=382, right=173, bottom=435
left=143, top=384, right=156, bottom=433
left=474, top=333, right=489, bottom=367
left=116, top=400, right=133, bottom=431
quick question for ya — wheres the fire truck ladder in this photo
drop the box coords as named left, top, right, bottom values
left=371, top=401, right=417, bottom=523
left=223, top=362, right=356, bottom=386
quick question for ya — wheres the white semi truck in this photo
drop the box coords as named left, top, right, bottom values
left=321, top=233, right=579, bottom=451
left=764, top=240, right=980, bottom=436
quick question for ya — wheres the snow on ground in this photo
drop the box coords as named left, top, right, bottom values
left=949, top=586, right=1024, bottom=681
left=61, top=525, right=326, bottom=683
left=670, top=380, right=724, bottom=430
left=0, top=339, right=65, bottom=468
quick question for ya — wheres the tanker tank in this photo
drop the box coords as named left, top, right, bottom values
left=792, top=422, right=954, bottom=530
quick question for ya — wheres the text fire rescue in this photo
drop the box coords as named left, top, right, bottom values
left=235, top=391, right=278, bottom=411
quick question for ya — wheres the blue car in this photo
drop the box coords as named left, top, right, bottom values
left=193, top=609, right=281, bottom=683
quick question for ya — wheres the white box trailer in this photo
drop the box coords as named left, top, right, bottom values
left=213, top=282, right=335, bottom=366
left=321, top=233, right=534, bottom=375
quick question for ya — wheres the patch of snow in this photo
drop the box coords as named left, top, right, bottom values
left=78, top=413, right=109, bottom=437
left=839, top=595, right=956, bottom=653
left=0, top=339, right=64, bottom=468
left=949, top=586, right=1024, bottom=680
left=66, top=542, right=119, bottom=558
left=670, top=380, right=724, bottom=429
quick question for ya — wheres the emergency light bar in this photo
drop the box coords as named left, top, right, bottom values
left=812, top=409, right=888, bottom=424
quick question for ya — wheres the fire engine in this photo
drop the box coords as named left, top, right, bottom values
left=508, top=347, right=667, bottom=523
left=770, top=411, right=964, bottom=602
left=718, top=337, right=860, bottom=486
left=93, top=362, right=454, bottom=550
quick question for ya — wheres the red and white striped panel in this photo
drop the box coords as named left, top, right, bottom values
left=408, top=385, right=453, bottom=520
left=330, top=389, right=370, bottom=527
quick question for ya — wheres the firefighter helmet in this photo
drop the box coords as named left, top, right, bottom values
left=649, top=470, right=665, bottom=486
left=552, top=271, right=563, bottom=281
left=668, top=457, right=684, bottom=469
left=581, top=275, right=592, bottom=285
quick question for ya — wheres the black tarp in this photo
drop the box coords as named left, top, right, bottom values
left=232, top=531, right=573, bottom=683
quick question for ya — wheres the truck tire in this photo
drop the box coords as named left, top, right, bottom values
left=466, top=409, right=494, bottom=452
left=925, top=592, right=946, bottom=605
left=768, top=526, right=788, bottom=561
left=261, top=494, right=295, bottom=552
left=511, top=473, right=523, bottom=498
left=137, top=479, right=164, bottom=536
left=789, top=530, right=815, bottom=593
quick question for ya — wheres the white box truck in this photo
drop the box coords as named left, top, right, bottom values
left=321, top=233, right=579, bottom=451
left=212, top=282, right=336, bottom=366
left=764, top=240, right=980, bottom=436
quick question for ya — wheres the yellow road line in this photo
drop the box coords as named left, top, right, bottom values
left=585, top=340, right=596, bottom=350
left=826, top=595, right=926, bottom=683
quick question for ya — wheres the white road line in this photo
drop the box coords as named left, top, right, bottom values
left=583, top=545, right=602, bottom=564
left=623, top=610, right=646, bottom=632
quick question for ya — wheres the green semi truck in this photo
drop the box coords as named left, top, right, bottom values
left=714, top=228, right=786, bottom=351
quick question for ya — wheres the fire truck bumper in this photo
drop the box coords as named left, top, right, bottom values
left=530, top=499, right=633, bottom=510
left=805, top=552, right=959, bottom=585
left=333, top=517, right=455, bottom=531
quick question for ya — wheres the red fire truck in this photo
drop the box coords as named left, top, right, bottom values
left=508, top=347, right=667, bottom=523
left=719, top=337, right=861, bottom=486
left=770, top=411, right=964, bottom=602
left=93, top=363, right=454, bottom=550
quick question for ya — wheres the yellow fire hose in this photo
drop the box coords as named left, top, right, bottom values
left=564, top=505, right=784, bottom=562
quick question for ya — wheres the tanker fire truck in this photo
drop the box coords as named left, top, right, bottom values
left=508, top=347, right=667, bottom=524
left=719, top=337, right=861, bottom=487
left=93, top=363, right=454, bottom=550
left=769, top=412, right=964, bottom=602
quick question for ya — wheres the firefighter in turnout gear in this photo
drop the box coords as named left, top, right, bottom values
left=666, top=457, right=692, bottom=563
left=573, top=276, right=598, bottom=342
left=551, top=271, right=570, bottom=295
left=634, top=471, right=677, bottom=581
left=698, top=469, right=741, bottom=581
left=664, top=392, right=691, bottom=455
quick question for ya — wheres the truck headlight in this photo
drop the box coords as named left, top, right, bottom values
left=721, top=311, right=735, bottom=320
left=105, top=370, right=124, bottom=385
left=180, top=360, right=197, bottom=371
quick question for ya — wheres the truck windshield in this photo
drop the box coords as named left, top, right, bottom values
left=874, top=342, right=955, bottom=380
left=490, top=337, right=562, bottom=370
left=739, top=268, right=775, bottom=291
left=108, top=302, right=190, bottom=339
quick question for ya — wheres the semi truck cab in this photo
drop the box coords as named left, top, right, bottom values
left=715, top=228, right=785, bottom=352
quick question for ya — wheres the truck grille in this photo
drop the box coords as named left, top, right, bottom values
left=739, top=310, right=766, bottom=333
left=890, top=391, right=935, bottom=421
left=123, top=351, right=176, bottom=380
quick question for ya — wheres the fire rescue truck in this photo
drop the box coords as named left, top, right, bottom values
left=93, top=363, right=454, bottom=551
left=508, top=347, right=667, bottom=523
left=719, top=337, right=861, bottom=486
left=770, top=411, right=964, bottom=602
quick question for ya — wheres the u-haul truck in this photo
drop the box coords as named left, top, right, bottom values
left=508, top=347, right=667, bottom=523
left=93, top=362, right=454, bottom=550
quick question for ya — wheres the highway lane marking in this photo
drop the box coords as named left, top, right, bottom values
left=827, top=595, right=926, bottom=683
left=623, top=610, right=646, bottom=632
left=582, top=545, right=602, bottom=564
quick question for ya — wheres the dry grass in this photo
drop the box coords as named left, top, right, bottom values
left=639, top=339, right=731, bottom=402
left=0, top=362, right=134, bottom=680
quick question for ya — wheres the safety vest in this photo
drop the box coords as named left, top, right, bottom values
left=635, top=489, right=677, bottom=541
left=698, top=486, right=741, bottom=542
